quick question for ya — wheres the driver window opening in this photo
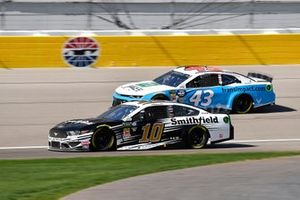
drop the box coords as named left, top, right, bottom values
left=186, top=74, right=219, bottom=88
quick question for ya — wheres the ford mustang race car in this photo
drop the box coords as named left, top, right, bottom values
left=113, top=66, right=275, bottom=114
left=48, top=101, right=233, bottom=151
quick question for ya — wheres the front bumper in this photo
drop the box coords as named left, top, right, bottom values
left=48, top=134, right=93, bottom=152
left=112, top=92, right=141, bottom=106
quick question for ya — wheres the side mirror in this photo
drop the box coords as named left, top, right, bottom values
left=139, top=110, right=145, bottom=121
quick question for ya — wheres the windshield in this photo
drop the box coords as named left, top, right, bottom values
left=97, top=105, right=137, bottom=121
left=153, top=70, right=190, bottom=87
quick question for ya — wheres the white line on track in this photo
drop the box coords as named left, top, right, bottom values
left=0, top=146, right=47, bottom=150
left=224, top=138, right=300, bottom=143
left=1, top=138, right=300, bottom=150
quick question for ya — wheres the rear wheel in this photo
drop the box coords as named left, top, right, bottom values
left=90, top=126, right=116, bottom=151
left=186, top=126, right=209, bottom=149
left=232, top=95, right=253, bottom=114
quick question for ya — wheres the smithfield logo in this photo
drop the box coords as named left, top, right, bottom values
left=62, top=37, right=99, bottom=67
left=171, top=116, right=219, bottom=125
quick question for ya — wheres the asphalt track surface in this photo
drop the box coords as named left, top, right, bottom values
left=1, top=66, right=300, bottom=200
left=0, top=65, right=300, bottom=159
left=64, top=155, right=300, bottom=200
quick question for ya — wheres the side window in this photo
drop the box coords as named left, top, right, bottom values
left=221, top=74, right=241, bottom=85
left=144, top=106, right=168, bottom=121
left=173, top=105, right=199, bottom=117
left=131, top=111, right=142, bottom=122
left=186, top=74, right=219, bottom=88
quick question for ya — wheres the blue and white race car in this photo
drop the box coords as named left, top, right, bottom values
left=113, top=66, right=276, bottom=114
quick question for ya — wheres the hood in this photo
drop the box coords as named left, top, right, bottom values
left=55, top=118, right=97, bottom=131
left=54, top=117, right=123, bottom=132
left=115, top=80, right=175, bottom=96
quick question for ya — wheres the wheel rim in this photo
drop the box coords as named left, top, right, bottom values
left=188, top=127, right=207, bottom=149
left=190, top=132, right=204, bottom=146
left=235, top=96, right=252, bottom=114
left=92, top=128, right=114, bottom=150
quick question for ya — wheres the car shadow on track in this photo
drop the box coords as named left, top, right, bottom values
left=210, top=104, right=296, bottom=115
left=165, top=142, right=256, bottom=151
left=253, top=104, right=296, bottom=114
left=206, top=143, right=256, bottom=149
left=44, top=143, right=256, bottom=155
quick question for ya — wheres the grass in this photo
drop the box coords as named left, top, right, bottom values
left=0, top=151, right=299, bottom=200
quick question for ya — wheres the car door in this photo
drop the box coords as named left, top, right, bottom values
left=219, top=74, right=243, bottom=110
left=182, top=73, right=225, bottom=111
left=130, top=106, right=168, bottom=143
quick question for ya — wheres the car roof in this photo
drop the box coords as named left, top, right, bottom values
left=174, top=65, right=224, bottom=76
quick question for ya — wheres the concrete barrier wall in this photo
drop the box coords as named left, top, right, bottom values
left=0, top=37, right=66, bottom=68
left=1, top=34, right=300, bottom=68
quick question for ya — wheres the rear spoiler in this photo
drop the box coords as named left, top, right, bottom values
left=247, top=72, right=273, bottom=83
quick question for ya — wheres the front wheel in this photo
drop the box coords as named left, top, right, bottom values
left=186, top=126, right=209, bottom=149
left=232, top=95, right=253, bottom=114
left=90, top=126, right=116, bottom=151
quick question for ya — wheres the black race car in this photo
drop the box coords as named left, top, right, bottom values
left=48, top=101, right=234, bottom=151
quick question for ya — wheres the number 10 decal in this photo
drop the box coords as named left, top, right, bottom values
left=189, top=89, right=214, bottom=107
left=139, top=123, right=164, bottom=143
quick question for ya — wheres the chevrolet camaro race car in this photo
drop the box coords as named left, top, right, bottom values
left=48, top=101, right=234, bottom=151
left=113, top=66, right=276, bottom=114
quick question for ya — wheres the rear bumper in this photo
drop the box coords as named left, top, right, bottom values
left=230, top=124, right=234, bottom=140
left=211, top=124, right=234, bottom=144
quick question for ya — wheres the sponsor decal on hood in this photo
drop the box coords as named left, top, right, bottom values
left=116, top=81, right=175, bottom=96
left=136, top=81, right=160, bottom=87
left=66, top=120, right=94, bottom=125
left=57, top=119, right=95, bottom=128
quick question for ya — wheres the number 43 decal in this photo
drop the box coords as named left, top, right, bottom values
left=139, top=123, right=164, bottom=143
left=189, top=90, right=214, bottom=107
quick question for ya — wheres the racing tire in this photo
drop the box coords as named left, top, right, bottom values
left=186, top=126, right=209, bottom=149
left=90, top=126, right=116, bottom=151
left=232, top=94, right=253, bottom=114
left=151, top=94, right=169, bottom=101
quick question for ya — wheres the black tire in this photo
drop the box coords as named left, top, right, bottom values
left=186, top=126, right=209, bottom=149
left=151, top=94, right=169, bottom=100
left=232, top=94, right=253, bottom=114
left=90, top=126, right=116, bottom=151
